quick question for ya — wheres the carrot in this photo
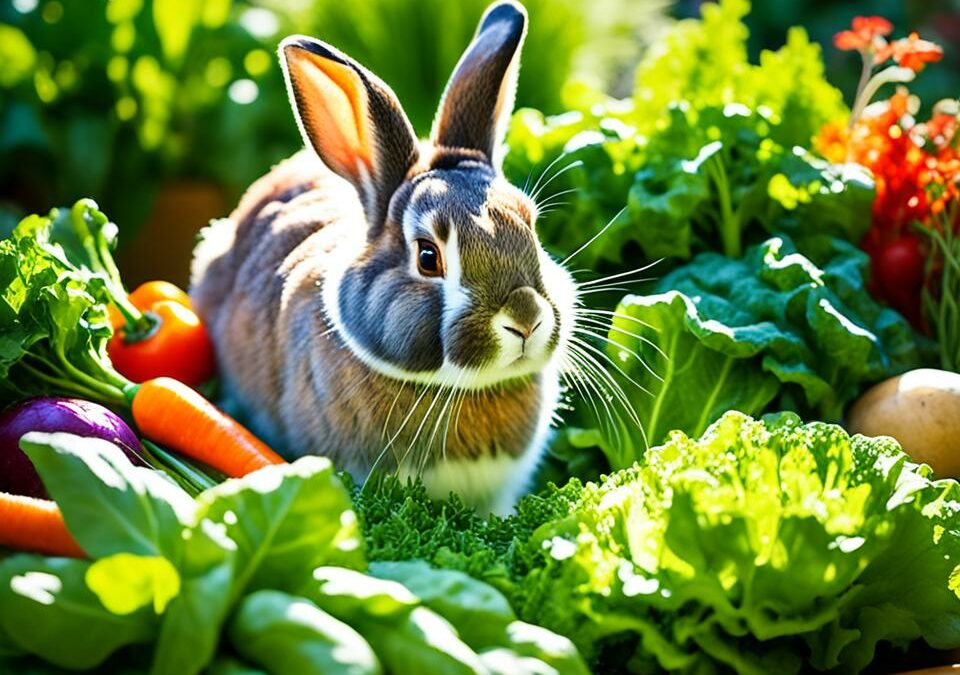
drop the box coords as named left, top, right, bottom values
left=130, top=377, right=286, bottom=478
left=0, top=492, right=86, bottom=558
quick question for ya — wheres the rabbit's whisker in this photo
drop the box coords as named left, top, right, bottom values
left=576, top=278, right=656, bottom=294
left=381, top=380, right=408, bottom=442
left=530, top=156, right=582, bottom=204
left=575, top=260, right=663, bottom=288
left=574, top=316, right=669, bottom=362
left=561, top=206, right=628, bottom=266
left=570, top=333, right=654, bottom=397
left=400, top=384, right=446, bottom=475
left=575, top=308, right=661, bottom=334
left=535, top=187, right=580, bottom=210
left=576, top=286, right=631, bottom=296
left=429, top=372, right=465, bottom=465
left=563, top=348, right=623, bottom=450
left=567, top=339, right=647, bottom=447
left=531, top=160, right=583, bottom=204
left=440, top=382, right=464, bottom=463
left=527, top=151, right=570, bottom=199
left=558, top=356, right=612, bottom=445
left=374, top=383, right=431, bottom=474
left=572, top=325, right=663, bottom=382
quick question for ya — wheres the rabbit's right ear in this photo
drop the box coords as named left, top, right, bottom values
left=431, top=1, right=527, bottom=164
left=280, top=37, right=419, bottom=224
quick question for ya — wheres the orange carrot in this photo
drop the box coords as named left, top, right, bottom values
left=0, top=492, right=86, bottom=558
left=131, top=377, right=286, bottom=478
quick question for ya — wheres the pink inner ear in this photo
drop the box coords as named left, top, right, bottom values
left=285, top=48, right=373, bottom=180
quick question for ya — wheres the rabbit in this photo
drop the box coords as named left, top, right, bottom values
left=189, top=0, right=577, bottom=513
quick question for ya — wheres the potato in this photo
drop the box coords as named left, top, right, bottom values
left=847, top=368, right=960, bottom=478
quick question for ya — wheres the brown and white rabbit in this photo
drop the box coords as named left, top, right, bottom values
left=190, top=0, right=576, bottom=512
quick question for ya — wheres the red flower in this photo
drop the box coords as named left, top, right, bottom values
left=883, top=32, right=943, bottom=72
left=834, top=16, right=893, bottom=51
left=924, top=113, right=958, bottom=150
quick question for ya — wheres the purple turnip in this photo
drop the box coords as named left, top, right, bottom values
left=0, top=397, right=143, bottom=498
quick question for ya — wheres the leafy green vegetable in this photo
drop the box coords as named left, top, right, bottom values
left=589, top=235, right=924, bottom=464
left=0, top=202, right=130, bottom=408
left=369, top=561, right=590, bottom=674
left=7, top=432, right=588, bottom=674
left=632, top=0, right=845, bottom=148
left=228, top=590, right=381, bottom=675
left=86, top=553, right=181, bottom=615
left=0, top=555, right=155, bottom=670
left=514, top=413, right=960, bottom=673
left=626, top=106, right=874, bottom=260
left=149, top=520, right=235, bottom=675
left=195, top=456, right=365, bottom=599
left=20, top=432, right=195, bottom=559
left=503, top=0, right=854, bottom=271
left=306, top=566, right=487, bottom=675
left=355, top=414, right=960, bottom=675
left=370, top=560, right=517, bottom=647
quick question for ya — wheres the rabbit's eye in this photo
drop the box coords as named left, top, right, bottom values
left=416, top=240, right=443, bottom=277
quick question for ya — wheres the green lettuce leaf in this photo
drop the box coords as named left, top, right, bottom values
left=514, top=413, right=960, bottom=673
left=503, top=0, right=853, bottom=272
left=633, top=0, right=845, bottom=148
left=0, top=202, right=129, bottom=407
left=594, top=235, right=922, bottom=464
left=352, top=416, right=960, bottom=674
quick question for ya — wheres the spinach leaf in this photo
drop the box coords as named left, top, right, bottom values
left=369, top=560, right=516, bottom=648
left=20, top=432, right=196, bottom=560
left=306, top=566, right=486, bottom=675
left=150, top=519, right=236, bottom=675
left=0, top=555, right=155, bottom=670
left=228, top=590, right=381, bottom=675
left=195, top=456, right=364, bottom=599
left=86, top=553, right=181, bottom=615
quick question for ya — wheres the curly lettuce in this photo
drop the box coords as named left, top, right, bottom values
left=354, top=414, right=960, bottom=674
left=512, top=412, right=960, bottom=674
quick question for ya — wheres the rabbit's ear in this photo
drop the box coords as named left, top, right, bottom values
left=281, top=37, right=419, bottom=223
left=431, top=1, right=527, bottom=164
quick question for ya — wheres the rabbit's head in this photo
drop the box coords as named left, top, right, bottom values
left=280, top=1, right=575, bottom=389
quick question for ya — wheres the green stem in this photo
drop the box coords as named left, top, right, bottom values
left=18, top=357, right=109, bottom=403
left=69, top=201, right=147, bottom=330
left=143, top=440, right=220, bottom=493
left=138, top=441, right=203, bottom=496
left=707, top=156, right=739, bottom=258
left=52, top=342, right=127, bottom=405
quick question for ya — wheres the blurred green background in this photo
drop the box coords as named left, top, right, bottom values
left=0, top=0, right=956, bottom=286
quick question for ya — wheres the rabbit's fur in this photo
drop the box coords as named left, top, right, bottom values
left=190, top=1, right=576, bottom=512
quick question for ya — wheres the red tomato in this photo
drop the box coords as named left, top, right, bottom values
left=873, top=235, right=926, bottom=327
left=109, top=300, right=216, bottom=386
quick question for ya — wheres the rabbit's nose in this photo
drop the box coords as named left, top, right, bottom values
left=501, top=286, right=542, bottom=339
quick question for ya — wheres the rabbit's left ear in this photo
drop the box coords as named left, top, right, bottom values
left=281, top=37, right=419, bottom=225
left=431, top=1, right=527, bottom=165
